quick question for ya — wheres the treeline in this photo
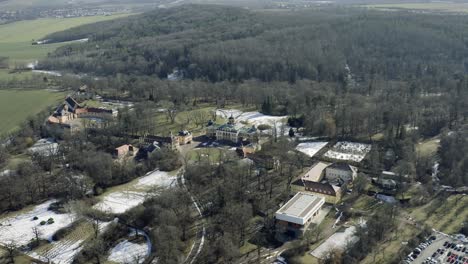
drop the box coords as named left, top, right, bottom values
left=41, top=5, right=468, bottom=82
left=74, top=188, right=194, bottom=264
left=438, top=128, right=468, bottom=187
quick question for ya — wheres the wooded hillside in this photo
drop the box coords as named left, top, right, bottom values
left=40, top=5, right=468, bottom=82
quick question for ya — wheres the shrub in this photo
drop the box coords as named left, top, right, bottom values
left=47, top=218, right=55, bottom=224
left=52, top=220, right=81, bottom=241
left=32, top=216, right=38, bottom=220
left=257, top=124, right=271, bottom=131
left=40, top=221, right=46, bottom=225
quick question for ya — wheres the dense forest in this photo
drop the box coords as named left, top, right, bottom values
left=42, top=5, right=468, bottom=83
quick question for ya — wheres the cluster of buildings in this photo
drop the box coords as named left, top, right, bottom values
left=114, top=131, right=194, bottom=160
left=206, top=115, right=258, bottom=143
left=142, top=130, right=193, bottom=150
left=275, top=155, right=359, bottom=238
left=300, top=161, right=357, bottom=204
left=206, top=115, right=261, bottom=157
left=47, top=96, right=118, bottom=132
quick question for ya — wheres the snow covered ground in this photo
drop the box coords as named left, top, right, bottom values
left=311, top=226, right=358, bottom=259
left=94, top=170, right=176, bottom=214
left=135, top=170, right=177, bottom=189
left=0, top=200, right=75, bottom=246
left=323, top=141, right=371, bottom=162
left=94, top=192, right=147, bottom=214
left=31, top=239, right=84, bottom=264
left=296, top=142, right=329, bottom=157
left=216, top=109, right=287, bottom=126
left=108, top=240, right=148, bottom=264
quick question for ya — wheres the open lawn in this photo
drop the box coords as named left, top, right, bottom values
left=365, top=3, right=468, bottom=13
left=0, top=14, right=130, bottom=66
left=0, top=69, right=36, bottom=81
left=361, top=220, right=419, bottom=264
left=416, top=137, right=440, bottom=158
left=0, top=89, right=63, bottom=136
left=408, top=194, right=468, bottom=234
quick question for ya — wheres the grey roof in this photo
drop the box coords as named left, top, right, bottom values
left=328, top=163, right=352, bottom=171
left=65, top=96, right=80, bottom=109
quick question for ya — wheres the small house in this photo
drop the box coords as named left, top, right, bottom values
left=114, top=144, right=135, bottom=159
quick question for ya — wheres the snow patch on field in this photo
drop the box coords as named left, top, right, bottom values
left=135, top=170, right=176, bottom=189
left=94, top=170, right=177, bottom=214
left=0, top=200, right=75, bottom=246
left=42, top=239, right=83, bottom=264
left=296, top=142, right=329, bottom=157
left=94, top=192, right=146, bottom=214
left=311, top=226, right=358, bottom=259
left=216, top=109, right=286, bottom=126
left=324, top=141, right=371, bottom=162
left=108, top=240, right=148, bottom=264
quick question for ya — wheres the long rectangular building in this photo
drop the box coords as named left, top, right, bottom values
left=275, top=192, right=325, bottom=229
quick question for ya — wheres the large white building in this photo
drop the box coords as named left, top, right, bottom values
left=206, top=115, right=257, bottom=143
left=275, top=192, right=325, bottom=236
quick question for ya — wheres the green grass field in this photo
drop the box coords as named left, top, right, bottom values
left=0, top=89, right=63, bottom=136
left=409, top=194, right=468, bottom=234
left=0, top=14, right=131, bottom=133
left=416, top=137, right=440, bottom=158
left=366, top=3, right=468, bottom=13
left=0, top=14, right=130, bottom=66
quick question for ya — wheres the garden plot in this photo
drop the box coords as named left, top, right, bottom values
left=94, top=170, right=177, bottom=214
left=108, top=239, right=148, bottom=264
left=30, top=239, right=83, bottom=264
left=0, top=200, right=75, bottom=246
left=311, top=226, right=359, bottom=259
left=324, top=141, right=371, bottom=162
left=296, top=141, right=329, bottom=157
left=216, top=109, right=287, bottom=126
left=31, top=219, right=112, bottom=264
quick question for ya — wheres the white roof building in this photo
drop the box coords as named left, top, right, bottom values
left=28, top=138, right=59, bottom=156
left=275, top=192, right=325, bottom=226
left=302, top=161, right=331, bottom=182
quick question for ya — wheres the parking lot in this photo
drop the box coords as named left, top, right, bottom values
left=408, top=234, right=467, bottom=264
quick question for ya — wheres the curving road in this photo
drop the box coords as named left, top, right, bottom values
left=179, top=168, right=206, bottom=264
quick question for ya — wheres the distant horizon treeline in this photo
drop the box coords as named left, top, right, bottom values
left=40, top=5, right=468, bottom=83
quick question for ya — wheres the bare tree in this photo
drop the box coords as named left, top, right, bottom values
left=32, top=227, right=42, bottom=247
left=4, top=241, right=18, bottom=264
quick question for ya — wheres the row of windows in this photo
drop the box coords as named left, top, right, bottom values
left=305, top=187, right=333, bottom=195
